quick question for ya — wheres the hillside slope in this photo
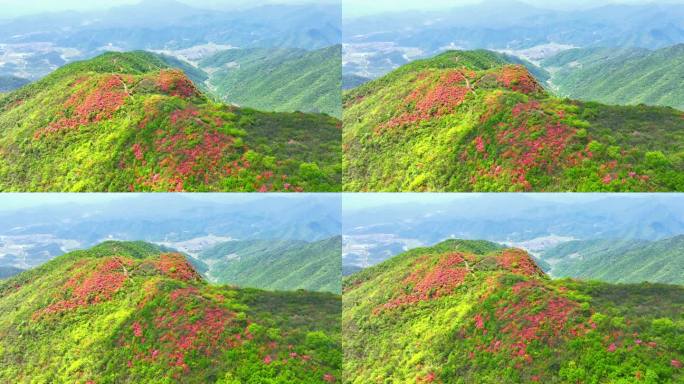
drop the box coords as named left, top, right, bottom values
left=343, top=50, right=684, bottom=191
left=0, top=241, right=341, bottom=383
left=0, top=51, right=341, bottom=192
left=543, top=45, right=684, bottom=111
left=200, top=45, right=342, bottom=118
left=540, top=235, right=684, bottom=284
left=343, top=239, right=684, bottom=383
left=195, top=236, right=342, bottom=294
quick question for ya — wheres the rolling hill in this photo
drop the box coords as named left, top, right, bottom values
left=343, top=239, right=684, bottom=383
left=0, top=51, right=341, bottom=192
left=0, top=241, right=341, bottom=383
left=343, top=50, right=684, bottom=191
left=193, top=236, right=342, bottom=294
left=543, top=45, right=684, bottom=111
left=540, top=235, right=684, bottom=284
left=200, top=45, right=342, bottom=118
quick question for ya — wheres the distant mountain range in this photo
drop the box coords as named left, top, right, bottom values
left=540, top=235, right=684, bottom=284
left=0, top=51, right=341, bottom=192
left=542, top=44, right=684, bottom=111
left=0, top=194, right=341, bottom=272
left=192, top=236, right=342, bottom=294
left=343, top=1, right=684, bottom=79
left=343, top=239, right=684, bottom=383
left=0, top=0, right=341, bottom=81
left=342, top=194, right=684, bottom=270
left=343, top=50, right=684, bottom=191
left=0, top=240, right=341, bottom=382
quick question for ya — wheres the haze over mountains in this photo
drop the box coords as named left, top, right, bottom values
left=1, top=0, right=340, bottom=79
left=343, top=0, right=684, bottom=112
left=342, top=194, right=684, bottom=271
left=0, top=0, right=342, bottom=118
left=0, top=194, right=341, bottom=274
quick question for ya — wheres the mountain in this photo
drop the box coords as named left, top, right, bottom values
left=0, top=241, right=341, bottom=383
left=343, top=239, right=684, bottom=383
left=343, top=50, right=684, bottom=191
left=0, top=76, right=30, bottom=92
left=343, top=2, right=684, bottom=79
left=540, top=235, right=684, bottom=284
left=0, top=51, right=341, bottom=192
left=543, top=45, right=684, bottom=111
left=200, top=45, right=342, bottom=118
left=342, top=74, right=371, bottom=90
left=0, top=265, right=24, bottom=279
left=194, top=236, right=342, bottom=294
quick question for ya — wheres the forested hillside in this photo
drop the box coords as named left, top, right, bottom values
left=0, top=51, right=341, bottom=192
left=343, top=239, right=684, bottom=383
left=343, top=50, right=684, bottom=191
left=0, top=241, right=341, bottom=383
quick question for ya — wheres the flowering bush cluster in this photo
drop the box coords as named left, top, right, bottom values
left=35, top=75, right=130, bottom=138
left=379, top=69, right=472, bottom=132
left=33, top=256, right=133, bottom=319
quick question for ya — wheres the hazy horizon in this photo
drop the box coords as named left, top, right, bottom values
left=343, top=0, right=684, bottom=18
left=0, top=0, right=334, bottom=18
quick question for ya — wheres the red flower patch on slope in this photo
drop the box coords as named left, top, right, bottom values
left=33, top=256, right=133, bottom=319
left=35, top=75, right=131, bottom=138
left=496, top=249, right=544, bottom=277
left=124, top=287, right=241, bottom=378
left=496, top=66, right=542, bottom=94
left=467, top=280, right=589, bottom=368
left=154, top=253, right=202, bottom=282
left=375, top=252, right=470, bottom=313
left=379, top=70, right=473, bottom=132
left=156, top=69, right=199, bottom=98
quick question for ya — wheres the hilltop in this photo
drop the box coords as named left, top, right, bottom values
left=0, top=241, right=341, bottom=383
left=343, top=50, right=684, bottom=191
left=343, top=239, right=684, bottom=383
left=543, top=45, right=684, bottom=111
left=0, top=51, right=341, bottom=192
left=195, top=236, right=342, bottom=294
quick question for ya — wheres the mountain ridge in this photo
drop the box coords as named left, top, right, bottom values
left=0, top=51, right=341, bottom=192
left=343, top=239, right=684, bottom=383
left=343, top=49, right=684, bottom=192
left=0, top=240, right=341, bottom=383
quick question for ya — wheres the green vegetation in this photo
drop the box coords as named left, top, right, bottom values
left=200, top=45, right=341, bottom=118
left=343, top=239, right=684, bottom=383
left=540, top=235, right=684, bottom=284
left=0, top=241, right=341, bottom=383
left=543, top=45, right=684, bottom=111
left=343, top=50, right=684, bottom=191
left=195, top=236, right=342, bottom=294
left=0, top=51, right=341, bottom=192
